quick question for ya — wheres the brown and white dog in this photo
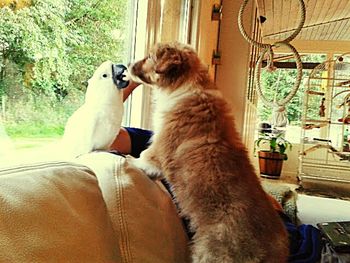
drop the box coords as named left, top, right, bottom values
left=128, top=42, right=289, bottom=263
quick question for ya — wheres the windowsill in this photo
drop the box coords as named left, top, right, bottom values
left=261, top=171, right=350, bottom=202
left=260, top=173, right=300, bottom=190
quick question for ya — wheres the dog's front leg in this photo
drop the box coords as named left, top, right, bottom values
left=128, top=147, right=163, bottom=180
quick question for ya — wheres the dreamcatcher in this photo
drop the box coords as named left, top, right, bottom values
left=238, top=0, right=306, bottom=128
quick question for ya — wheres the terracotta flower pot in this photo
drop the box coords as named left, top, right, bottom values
left=258, top=151, right=286, bottom=179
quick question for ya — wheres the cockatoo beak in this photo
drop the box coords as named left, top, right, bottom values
left=112, top=64, right=129, bottom=89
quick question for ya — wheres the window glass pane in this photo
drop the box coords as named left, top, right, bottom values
left=257, top=53, right=327, bottom=143
left=125, top=0, right=193, bottom=129
left=0, top=0, right=134, bottom=166
left=123, top=0, right=149, bottom=128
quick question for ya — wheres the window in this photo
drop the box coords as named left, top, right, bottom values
left=0, top=0, right=135, bottom=166
left=125, top=0, right=196, bottom=129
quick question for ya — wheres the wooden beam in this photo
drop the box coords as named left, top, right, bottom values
left=260, top=61, right=320, bottom=69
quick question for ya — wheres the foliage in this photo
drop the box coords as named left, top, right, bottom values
left=1, top=1, right=71, bottom=97
left=0, top=0, right=128, bottom=97
left=254, top=132, right=292, bottom=160
left=4, top=90, right=84, bottom=137
left=64, top=0, right=129, bottom=93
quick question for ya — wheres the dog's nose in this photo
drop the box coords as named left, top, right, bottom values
left=112, top=64, right=129, bottom=89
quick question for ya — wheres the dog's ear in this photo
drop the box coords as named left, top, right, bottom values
left=155, top=48, right=183, bottom=74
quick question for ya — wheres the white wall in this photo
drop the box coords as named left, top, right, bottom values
left=215, top=0, right=254, bottom=136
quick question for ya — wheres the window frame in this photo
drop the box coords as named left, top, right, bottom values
left=123, top=0, right=198, bottom=129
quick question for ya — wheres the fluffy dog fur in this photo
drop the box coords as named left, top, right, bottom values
left=128, top=43, right=289, bottom=263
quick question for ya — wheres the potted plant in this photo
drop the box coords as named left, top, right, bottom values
left=254, top=132, right=292, bottom=179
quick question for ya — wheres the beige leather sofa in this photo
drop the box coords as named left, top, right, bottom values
left=0, top=152, right=190, bottom=263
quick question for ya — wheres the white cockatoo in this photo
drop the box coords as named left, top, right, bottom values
left=62, top=60, right=128, bottom=158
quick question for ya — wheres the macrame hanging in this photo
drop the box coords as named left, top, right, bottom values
left=238, top=0, right=306, bottom=128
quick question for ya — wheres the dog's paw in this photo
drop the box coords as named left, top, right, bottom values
left=127, top=156, right=163, bottom=180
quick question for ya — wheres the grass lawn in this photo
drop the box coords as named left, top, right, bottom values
left=11, top=137, right=62, bottom=150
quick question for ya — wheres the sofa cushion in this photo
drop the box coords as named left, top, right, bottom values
left=0, top=161, right=120, bottom=262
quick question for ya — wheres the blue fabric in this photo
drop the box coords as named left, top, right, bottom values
left=281, top=212, right=322, bottom=263
left=124, top=127, right=153, bottom=158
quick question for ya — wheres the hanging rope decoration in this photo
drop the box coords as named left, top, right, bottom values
left=238, top=0, right=306, bottom=127
left=255, top=42, right=303, bottom=127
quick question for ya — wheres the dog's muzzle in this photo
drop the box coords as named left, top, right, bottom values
left=112, top=64, right=129, bottom=89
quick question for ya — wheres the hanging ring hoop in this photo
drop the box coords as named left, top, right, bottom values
left=238, top=0, right=306, bottom=48
left=254, top=42, right=303, bottom=107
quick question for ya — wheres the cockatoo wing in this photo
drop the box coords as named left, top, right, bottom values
left=62, top=106, right=98, bottom=158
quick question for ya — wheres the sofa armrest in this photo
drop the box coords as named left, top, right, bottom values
left=77, top=152, right=190, bottom=263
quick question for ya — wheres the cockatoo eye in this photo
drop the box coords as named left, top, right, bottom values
left=102, top=73, right=108, bottom=78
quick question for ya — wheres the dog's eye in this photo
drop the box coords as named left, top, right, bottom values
left=102, top=73, right=108, bottom=78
